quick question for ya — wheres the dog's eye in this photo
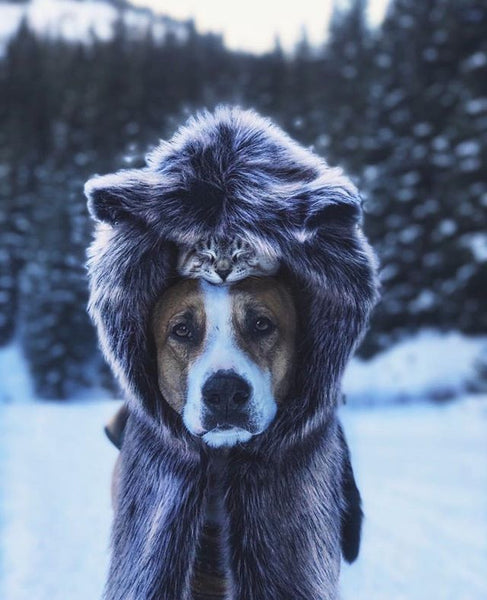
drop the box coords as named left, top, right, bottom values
left=171, top=322, right=193, bottom=340
left=253, top=317, right=274, bottom=335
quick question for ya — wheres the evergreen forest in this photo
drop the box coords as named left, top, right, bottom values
left=0, top=0, right=485, bottom=398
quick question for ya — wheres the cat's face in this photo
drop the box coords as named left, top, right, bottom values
left=177, top=236, right=279, bottom=284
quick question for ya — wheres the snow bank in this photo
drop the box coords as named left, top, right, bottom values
left=344, top=330, right=487, bottom=405
left=0, top=342, right=34, bottom=403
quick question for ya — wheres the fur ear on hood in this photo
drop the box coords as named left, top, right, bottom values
left=85, top=107, right=365, bottom=242
left=85, top=170, right=167, bottom=226
left=85, top=105, right=379, bottom=446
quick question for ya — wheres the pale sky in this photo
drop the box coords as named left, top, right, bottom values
left=130, top=0, right=390, bottom=54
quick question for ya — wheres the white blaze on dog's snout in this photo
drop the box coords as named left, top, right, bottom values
left=183, top=281, right=276, bottom=447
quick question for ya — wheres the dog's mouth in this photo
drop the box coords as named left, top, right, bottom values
left=213, top=423, right=234, bottom=431
left=194, top=423, right=241, bottom=436
left=201, top=425, right=253, bottom=448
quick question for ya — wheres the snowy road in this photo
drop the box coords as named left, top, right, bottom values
left=1, top=397, right=486, bottom=600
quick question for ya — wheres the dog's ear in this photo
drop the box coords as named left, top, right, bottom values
left=104, top=404, right=130, bottom=450
left=338, top=422, right=363, bottom=564
left=84, top=169, right=163, bottom=225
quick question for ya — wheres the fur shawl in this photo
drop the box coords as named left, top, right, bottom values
left=85, top=106, right=379, bottom=599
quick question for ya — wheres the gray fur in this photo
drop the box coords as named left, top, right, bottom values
left=177, top=235, right=280, bottom=284
left=85, top=106, right=379, bottom=599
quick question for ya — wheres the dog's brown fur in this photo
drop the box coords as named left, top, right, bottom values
left=151, top=276, right=297, bottom=418
left=151, top=279, right=207, bottom=414
left=106, top=275, right=297, bottom=470
left=230, top=277, right=297, bottom=405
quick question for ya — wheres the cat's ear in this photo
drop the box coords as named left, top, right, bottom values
left=84, top=169, right=163, bottom=225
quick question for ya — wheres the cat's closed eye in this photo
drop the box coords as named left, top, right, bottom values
left=177, top=236, right=280, bottom=284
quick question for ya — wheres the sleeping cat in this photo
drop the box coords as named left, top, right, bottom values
left=177, top=236, right=280, bottom=284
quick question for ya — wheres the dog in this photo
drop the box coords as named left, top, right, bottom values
left=85, top=106, right=379, bottom=599
left=106, top=275, right=362, bottom=598
left=152, top=277, right=295, bottom=447
left=156, top=275, right=296, bottom=596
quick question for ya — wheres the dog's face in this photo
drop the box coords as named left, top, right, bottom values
left=151, top=277, right=296, bottom=447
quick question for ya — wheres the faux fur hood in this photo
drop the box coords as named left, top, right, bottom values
left=85, top=106, right=379, bottom=453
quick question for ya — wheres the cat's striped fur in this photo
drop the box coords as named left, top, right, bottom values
left=177, top=235, right=280, bottom=284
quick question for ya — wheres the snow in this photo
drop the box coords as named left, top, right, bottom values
left=1, top=397, right=486, bottom=599
left=375, top=53, right=391, bottom=68
left=0, top=3, right=26, bottom=48
left=459, top=156, right=482, bottom=172
left=400, top=171, right=421, bottom=186
left=455, top=263, right=476, bottom=283
left=0, top=399, right=117, bottom=600
left=465, top=98, right=487, bottom=116
left=431, top=152, right=452, bottom=167
left=408, top=289, right=435, bottom=312
left=422, top=46, right=438, bottom=62
left=413, top=122, right=432, bottom=137
left=432, top=135, right=449, bottom=151
left=411, top=143, right=428, bottom=159
left=339, top=397, right=487, bottom=600
left=0, top=0, right=189, bottom=56
left=0, top=342, right=33, bottom=403
left=1, top=331, right=486, bottom=597
left=398, top=224, right=421, bottom=243
left=461, top=232, right=487, bottom=263
left=27, top=0, right=116, bottom=43
left=462, top=51, right=487, bottom=71
left=455, top=140, right=481, bottom=157
left=437, top=218, right=457, bottom=236
left=379, top=263, right=398, bottom=282
left=343, top=330, right=487, bottom=405
left=396, top=187, right=415, bottom=202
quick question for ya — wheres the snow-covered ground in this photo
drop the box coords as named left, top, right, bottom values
left=0, top=400, right=117, bottom=600
left=339, top=397, right=487, bottom=600
left=1, top=332, right=486, bottom=598
left=1, top=397, right=486, bottom=600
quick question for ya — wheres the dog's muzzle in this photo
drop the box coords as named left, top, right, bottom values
left=180, top=281, right=280, bottom=448
left=202, top=370, right=252, bottom=430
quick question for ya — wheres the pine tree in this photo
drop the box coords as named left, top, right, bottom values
left=18, top=172, right=98, bottom=399
left=361, top=0, right=487, bottom=348
left=323, top=0, right=374, bottom=172
left=0, top=20, right=51, bottom=345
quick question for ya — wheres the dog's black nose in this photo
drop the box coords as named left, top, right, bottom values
left=202, top=371, right=251, bottom=415
left=216, top=267, right=232, bottom=282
